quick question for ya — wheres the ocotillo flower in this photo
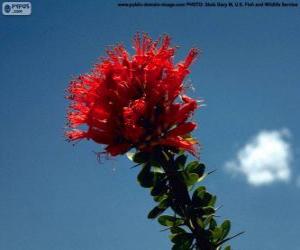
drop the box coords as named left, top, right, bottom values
left=66, top=33, right=199, bottom=156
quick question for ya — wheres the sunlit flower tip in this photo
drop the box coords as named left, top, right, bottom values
left=65, top=33, right=200, bottom=156
left=65, top=130, right=86, bottom=141
left=183, top=48, right=199, bottom=68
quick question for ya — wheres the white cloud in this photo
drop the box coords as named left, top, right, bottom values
left=225, top=129, right=292, bottom=186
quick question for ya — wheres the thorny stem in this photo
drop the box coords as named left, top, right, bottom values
left=160, top=150, right=216, bottom=250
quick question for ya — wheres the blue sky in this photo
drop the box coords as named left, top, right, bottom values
left=1, top=1, right=300, bottom=249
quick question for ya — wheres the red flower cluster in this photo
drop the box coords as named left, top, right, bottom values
left=66, top=34, right=199, bottom=156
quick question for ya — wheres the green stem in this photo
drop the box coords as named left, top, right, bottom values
left=160, top=150, right=216, bottom=250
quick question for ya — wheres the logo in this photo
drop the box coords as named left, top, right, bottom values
left=4, top=3, right=11, bottom=13
left=2, top=2, right=31, bottom=15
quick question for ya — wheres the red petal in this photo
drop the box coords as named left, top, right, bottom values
left=66, top=130, right=86, bottom=141
left=158, top=136, right=198, bottom=156
left=88, top=128, right=113, bottom=144
left=183, top=48, right=198, bottom=68
left=167, top=122, right=197, bottom=137
left=176, top=97, right=197, bottom=123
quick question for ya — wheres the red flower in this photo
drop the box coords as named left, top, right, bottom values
left=66, top=34, right=199, bottom=156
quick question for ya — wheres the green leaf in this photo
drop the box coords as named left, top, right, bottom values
left=182, top=162, right=207, bottom=187
left=224, top=246, right=231, bottom=250
left=171, top=244, right=185, bottom=250
left=153, top=194, right=168, bottom=203
left=171, top=233, right=193, bottom=244
left=171, top=233, right=193, bottom=250
left=196, top=173, right=208, bottom=183
left=220, top=220, right=231, bottom=240
left=133, top=151, right=149, bottom=163
left=191, top=186, right=206, bottom=203
left=148, top=206, right=166, bottom=219
left=126, top=152, right=134, bottom=161
left=148, top=195, right=170, bottom=218
left=170, top=202, right=185, bottom=217
left=151, top=173, right=167, bottom=196
left=193, top=186, right=206, bottom=194
left=184, top=173, right=200, bottom=186
left=175, top=155, right=187, bottom=170
left=203, top=214, right=214, bottom=228
left=170, top=227, right=186, bottom=234
left=158, top=215, right=184, bottom=227
left=203, top=206, right=215, bottom=215
left=208, top=195, right=217, bottom=207
left=137, top=163, right=154, bottom=188
left=212, top=227, right=223, bottom=242
left=151, top=166, right=165, bottom=173
left=209, top=218, right=217, bottom=231
left=157, top=197, right=170, bottom=208
left=186, top=161, right=205, bottom=176
left=151, top=184, right=167, bottom=196
left=150, top=159, right=161, bottom=167
left=153, top=150, right=169, bottom=166
left=177, top=149, right=185, bottom=155
left=192, top=187, right=213, bottom=207
left=196, top=218, right=204, bottom=228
